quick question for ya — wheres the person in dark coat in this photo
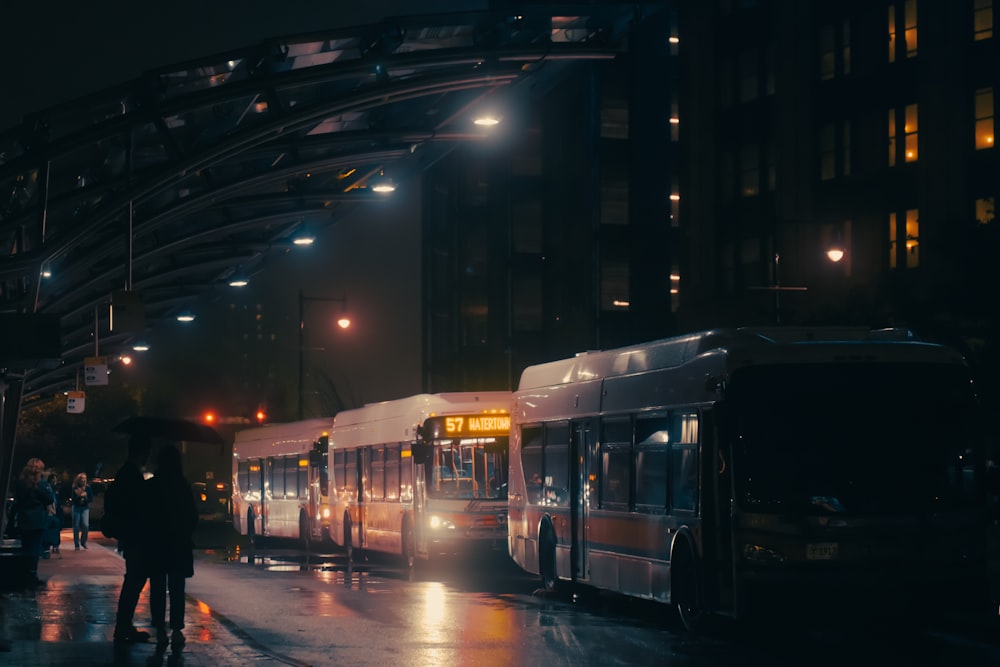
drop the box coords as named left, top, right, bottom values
left=111, top=434, right=153, bottom=644
left=41, top=472, right=62, bottom=558
left=146, top=443, right=198, bottom=650
left=13, top=458, right=54, bottom=588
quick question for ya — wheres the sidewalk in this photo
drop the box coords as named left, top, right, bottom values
left=0, top=529, right=299, bottom=666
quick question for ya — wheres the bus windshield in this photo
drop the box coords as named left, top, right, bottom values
left=728, top=362, right=983, bottom=515
left=427, top=437, right=509, bottom=500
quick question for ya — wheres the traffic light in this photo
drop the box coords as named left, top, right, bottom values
left=256, top=409, right=266, bottom=424
left=202, top=411, right=216, bottom=425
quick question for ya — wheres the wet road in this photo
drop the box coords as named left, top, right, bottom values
left=186, top=525, right=1000, bottom=667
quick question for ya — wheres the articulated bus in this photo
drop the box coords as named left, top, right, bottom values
left=328, top=392, right=511, bottom=567
left=232, top=418, right=332, bottom=546
left=508, top=328, right=990, bottom=629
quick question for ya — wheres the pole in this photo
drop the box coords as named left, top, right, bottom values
left=298, top=288, right=304, bottom=421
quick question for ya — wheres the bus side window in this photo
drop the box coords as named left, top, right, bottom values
left=543, top=422, right=570, bottom=507
left=601, top=418, right=632, bottom=508
left=385, top=444, right=400, bottom=501
left=521, top=426, right=543, bottom=503
left=672, top=412, right=699, bottom=512
left=635, top=416, right=670, bottom=511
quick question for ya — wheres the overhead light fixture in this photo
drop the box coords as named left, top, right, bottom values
left=473, top=113, right=502, bottom=126
left=132, top=342, right=150, bottom=352
left=371, top=169, right=396, bottom=193
left=177, top=313, right=195, bottom=322
left=229, top=278, right=249, bottom=287
left=293, top=223, right=316, bottom=246
left=826, top=247, right=845, bottom=262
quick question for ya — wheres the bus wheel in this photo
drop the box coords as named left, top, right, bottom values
left=539, top=524, right=558, bottom=593
left=344, top=514, right=354, bottom=563
left=401, top=518, right=416, bottom=570
left=300, top=513, right=312, bottom=551
left=672, top=540, right=705, bottom=633
left=247, top=509, right=257, bottom=547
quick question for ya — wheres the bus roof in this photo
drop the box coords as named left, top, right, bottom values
left=517, top=327, right=961, bottom=390
left=330, top=392, right=511, bottom=448
left=233, top=417, right=333, bottom=458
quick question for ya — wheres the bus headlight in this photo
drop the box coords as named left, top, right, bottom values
left=429, top=515, right=455, bottom=530
left=743, top=543, right=784, bottom=563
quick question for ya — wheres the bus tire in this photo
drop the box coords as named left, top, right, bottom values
left=300, top=512, right=312, bottom=551
left=344, top=514, right=354, bottom=563
left=539, top=522, right=558, bottom=593
left=671, top=537, right=705, bottom=633
left=401, top=517, right=416, bottom=570
left=247, top=509, right=257, bottom=547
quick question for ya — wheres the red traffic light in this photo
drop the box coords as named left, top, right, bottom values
left=256, top=409, right=266, bottom=423
left=202, top=411, right=216, bottom=424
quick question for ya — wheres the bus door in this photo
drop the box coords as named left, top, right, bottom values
left=702, top=410, right=735, bottom=611
left=570, top=420, right=591, bottom=580
left=247, top=457, right=266, bottom=535
left=358, top=446, right=371, bottom=548
left=412, top=451, right=428, bottom=558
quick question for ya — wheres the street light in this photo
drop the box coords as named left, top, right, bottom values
left=298, top=289, right=350, bottom=420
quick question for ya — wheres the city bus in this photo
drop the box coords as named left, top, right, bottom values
left=508, top=327, right=991, bottom=630
left=232, top=418, right=333, bottom=546
left=328, top=392, right=511, bottom=567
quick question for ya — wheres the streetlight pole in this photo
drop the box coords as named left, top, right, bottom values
left=298, top=289, right=349, bottom=420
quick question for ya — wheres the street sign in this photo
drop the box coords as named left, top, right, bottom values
left=66, top=390, right=86, bottom=413
left=84, top=356, right=108, bottom=386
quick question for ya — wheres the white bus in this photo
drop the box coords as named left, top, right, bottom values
left=232, top=418, right=333, bottom=546
left=509, top=328, right=991, bottom=629
left=328, top=392, right=511, bottom=567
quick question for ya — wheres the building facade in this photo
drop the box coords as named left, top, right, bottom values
left=423, top=1, right=1000, bottom=409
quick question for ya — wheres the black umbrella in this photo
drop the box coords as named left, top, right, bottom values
left=112, top=416, right=224, bottom=444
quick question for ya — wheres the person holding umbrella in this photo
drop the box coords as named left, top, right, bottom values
left=109, top=434, right=153, bottom=645
left=146, top=443, right=198, bottom=649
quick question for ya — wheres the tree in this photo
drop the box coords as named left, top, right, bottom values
left=15, top=384, right=140, bottom=480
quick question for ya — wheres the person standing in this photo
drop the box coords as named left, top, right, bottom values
left=13, top=458, right=54, bottom=588
left=146, top=444, right=198, bottom=649
left=41, top=473, right=62, bottom=558
left=70, top=473, right=93, bottom=550
left=109, top=434, right=153, bottom=645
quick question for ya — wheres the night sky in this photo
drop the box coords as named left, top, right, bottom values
left=2, top=1, right=480, bottom=414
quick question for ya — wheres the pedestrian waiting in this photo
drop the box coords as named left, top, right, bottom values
left=13, top=458, right=54, bottom=588
left=146, top=443, right=198, bottom=650
left=70, top=473, right=94, bottom=550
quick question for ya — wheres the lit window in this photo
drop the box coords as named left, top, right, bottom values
left=889, top=212, right=897, bottom=268
left=976, top=197, right=996, bottom=225
left=888, top=109, right=897, bottom=166
left=904, top=0, right=918, bottom=58
left=888, top=5, right=897, bottom=63
left=905, top=208, right=919, bottom=268
left=904, top=104, right=918, bottom=162
left=975, top=88, right=995, bottom=150
left=974, top=0, right=993, bottom=41
left=670, top=266, right=681, bottom=312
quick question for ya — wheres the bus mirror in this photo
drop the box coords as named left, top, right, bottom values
left=412, top=442, right=429, bottom=464
left=308, top=450, right=322, bottom=466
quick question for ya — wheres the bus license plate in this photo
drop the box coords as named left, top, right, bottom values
left=806, top=542, right=838, bottom=560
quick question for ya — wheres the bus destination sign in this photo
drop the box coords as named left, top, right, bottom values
left=426, top=413, right=511, bottom=439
